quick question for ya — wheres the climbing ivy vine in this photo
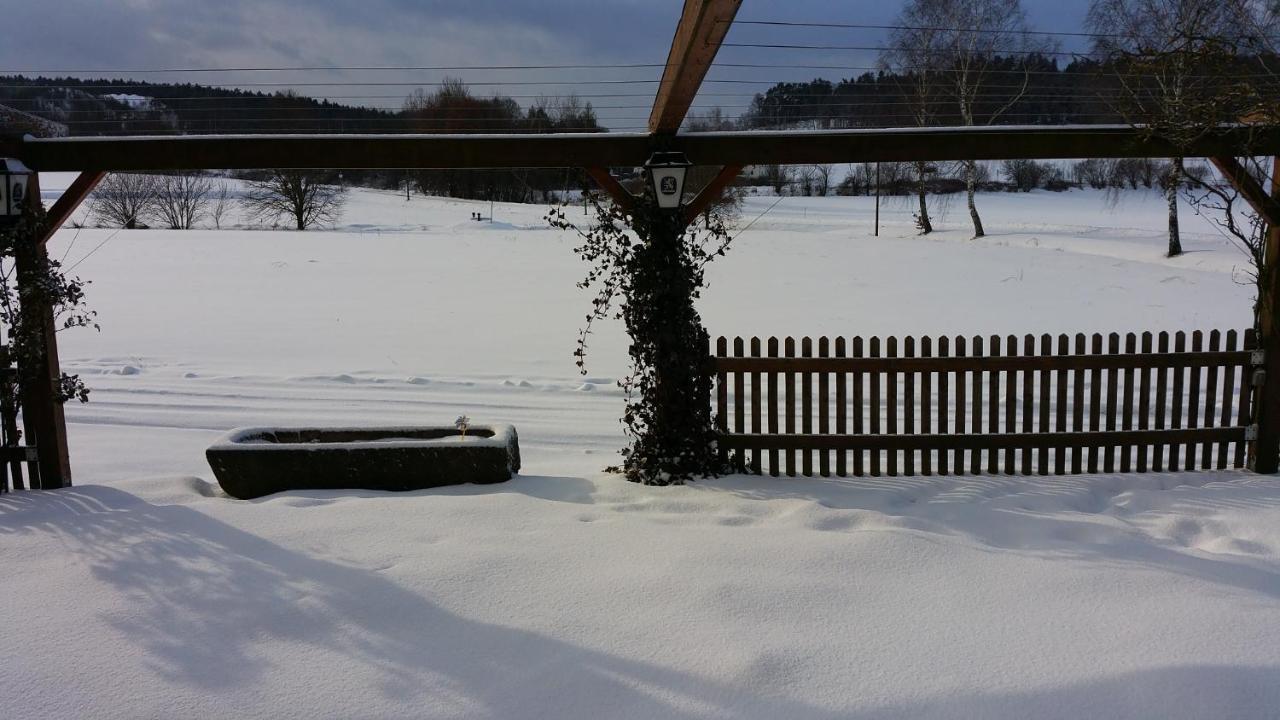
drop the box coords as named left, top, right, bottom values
left=548, top=183, right=734, bottom=485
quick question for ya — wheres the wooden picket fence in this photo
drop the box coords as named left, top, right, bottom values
left=0, top=347, right=40, bottom=492
left=713, top=329, right=1259, bottom=477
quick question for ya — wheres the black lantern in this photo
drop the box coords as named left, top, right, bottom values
left=645, top=151, right=691, bottom=210
left=0, top=159, right=33, bottom=224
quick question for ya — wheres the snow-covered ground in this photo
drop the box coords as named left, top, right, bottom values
left=4, top=177, right=1278, bottom=718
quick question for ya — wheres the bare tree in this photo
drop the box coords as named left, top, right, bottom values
left=1087, top=0, right=1249, bottom=256
left=882, top=8, right=948, bottom=233
left=809, top=164, right=834, bottom=197
left=89, top=173, right=158, bottom=229
left=243, top=171, right=347, bottom=230
left=153, top=174, right=213, bottom=230
left=947, top=0, right=1053, bottom=237
left=210, top=178, right=234, bottom=229
left=758, top=164, right=792, bottom=195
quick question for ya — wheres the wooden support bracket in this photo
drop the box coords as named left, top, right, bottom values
left=1210, top=156, right=1280, bottom=228
left=683, top=165, right=742, bottom=226
left=38, top=171, right=105, bottom=246
left=584, top=166, right=636, bottom=214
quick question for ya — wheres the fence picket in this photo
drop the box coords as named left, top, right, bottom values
left=835, top=337, right=847, bottom=477
left=733, top=337, right=745, bottom=470
left=750, top=336, right=762, bottom=475
left=1154, top=332, right=1169, bottom=471
left=988, top=334, right=1000, bottom=474
left=1072, top=334, right=1086, bottom=473
left=1038, top=334, right=1052, bottom=475
left=1185, top=330, right=1203, bottom=470
left=1201, top=330, right=1220, bottom=469
left=1170, top=331, right=1186, bottom=471
left=1217, top=330, right=1236, bottom=470
left=818, top=337, right=830, bottom=477
left=785, top=336, right=796, bottom=477
left=1005, top=335, right=1018, bottom=473
left=1088, top=333, right=1104, bottom=473
left=1120, top=333, right=1136, bottom=473
left=921, top=336, right=933, bottom=476
left=1022, top=334, right=1034, bottom=474
left=716, top=336, right=728, bottom=466
left=887, top=336, right=899, bottom=476
left=1056, top=334, right=1069, bottom=475
left=954, top=335, right=966, bottom=475
left=767, top=337, right=779, bottom=476
left=938, top=335, right=950, bottom=476
left=802, top=337, right=814, bottom=477
left=1104, top=333, right=1120, bottom=473
left=904, top=336, right=916, bottom=476
left=1237, top=329, right=1256, bottom=468
left=1137, top=332, right=1152, bottom=472
left=971, top=335, right=984, bottom=475
left=852, top=336, right=865, bottom=476
left=869, top=336, right=881, bottom=477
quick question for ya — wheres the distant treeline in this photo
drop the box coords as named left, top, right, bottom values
left=688, top=54, right=1277, bottom=131
left=0, top=76, right=602, bottom=201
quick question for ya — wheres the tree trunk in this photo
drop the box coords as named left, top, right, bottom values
left=965, top=159, right=984, bottom=238
left=1166, top=158, right=1183, bottom=258
left=915, top=161, right=932, bottom=234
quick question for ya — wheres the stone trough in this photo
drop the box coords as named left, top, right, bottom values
left=206, top=425, right=520, bottom=500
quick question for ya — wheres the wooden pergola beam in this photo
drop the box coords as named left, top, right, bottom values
left=649, top=0, right=743, bottom=134
left=584, top=166, right=636, bottom=213
left=1209, top=156, right=1280, bottom=227
left=9, top=126, right=1280, bottom=173
left=684, top=165, right=742, bottom=224
left=37, top=171, right=104, bottom=246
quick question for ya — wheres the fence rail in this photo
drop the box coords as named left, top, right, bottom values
left=712, top=330, right=1258, bottom=477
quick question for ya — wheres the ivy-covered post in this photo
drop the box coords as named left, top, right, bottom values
left=551, top=160, right=736, bottom=485
left=622, top=203, right=723, bottom=484
left=14, top=172, right=72, bottom=488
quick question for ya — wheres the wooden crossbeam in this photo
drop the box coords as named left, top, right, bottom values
left=683, top=165, right=742, bottom=224
left=9, top=126, right=1280, bottom=172
left=38, top=171, right=104, bottom=246
left=649, top=0, right=743, bottom=134
left=584, top=166, right=636, bottom=213
left=1210, top=156, right=1280, bottom=227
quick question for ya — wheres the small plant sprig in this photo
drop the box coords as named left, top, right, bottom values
left=454, top=414, right=471, bottom=438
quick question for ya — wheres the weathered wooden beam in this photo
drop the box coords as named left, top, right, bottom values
left=676, top=126, right=1280, bottom=166
left=38, top=170, right=104, bottom=246
left=2, top=132, right=654, bottom=172
left=15, top=173, right=71, bottom=488
left=649, top=0, right=743, bottom=134
left=1209, top=156, right=1280, bottom=228
left=683, top=165, right=742, bottom=225
left=1249, top=155, right=1280, bottom=473
left=7, top=126, right=1280, bottom=172
left=583, top=166, right=636, bottom=213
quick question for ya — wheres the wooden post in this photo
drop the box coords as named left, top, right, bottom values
left=16, top=173, right=72, bottom=488
left=1252, top=156, right=1280, bottom=472
left=874, top=162, right=881, bottom=237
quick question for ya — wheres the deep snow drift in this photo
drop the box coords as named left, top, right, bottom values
left=2, top=178, right=1278, bottom=719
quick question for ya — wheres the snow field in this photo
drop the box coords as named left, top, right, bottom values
left=2, top=177, right=1277, bottom=718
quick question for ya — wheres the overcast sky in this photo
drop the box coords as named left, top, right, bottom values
left=0, top=0, right=1096, bottom=129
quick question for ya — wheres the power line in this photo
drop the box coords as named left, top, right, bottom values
left=0, top=63, right=668, bottom=74
left=727, top=19, right=1280, bottom=43
left=723, top=42, right=1087, bottom=57
left=730, top=19, right=1117, bottom=39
